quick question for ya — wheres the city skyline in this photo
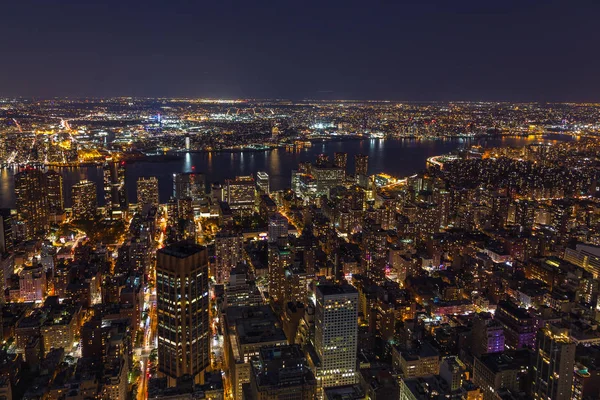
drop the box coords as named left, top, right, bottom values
left=1, top=2, right=600, bottom=399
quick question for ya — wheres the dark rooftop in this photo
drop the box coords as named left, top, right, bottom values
left=158, top=241, right=206, bottom=259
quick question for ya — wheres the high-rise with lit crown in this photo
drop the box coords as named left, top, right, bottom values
left=256, top=171, right=270, bottom=194
left=157, top=241, right=210, bottom=386
left=313, top=283, right=358, bottom=389
left=15, top=168, right=49, bottom=239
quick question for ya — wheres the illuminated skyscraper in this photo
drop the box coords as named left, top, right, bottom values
left=137, top=177, right=160, bottom=210
left=268, top=213, right=288, bottom=244
left=312, top=283, right=358, bottom=389
left=173, top=172, right=205, bottom=202
left=214, top=231, right=244, bottom=284
left=226, top=176, right=256, bottom=216
left=354, top=154, right=368, bottom=176
left=14, top=168, right=49, bottom=240
left=268, top=243, right=292, bottom=303
left=0, top=209, right=13, bottom=254
left=256, top=171, right=270, bottom=194
left=45, top=170, right=64, bottom=215
left=354, top=154, right=368, bottom=190
left=312, top=165, right=345, bottom=198
left=157, top=242, right=210, bottom=386
left=532, top=324, right=575, bottom=400
left=103, top=160, right=127, bottom=218
left=72, top=180, right=97, bottom=220
left=333, top=152, right=348, bottom=171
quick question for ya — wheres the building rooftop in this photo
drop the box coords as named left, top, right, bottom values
left=251, top=345, right=316, bottom=389
left=477, top=350, right=530, bottom=374
left=158, top=241, right=205, bottom=259
left=316, top=283, right=358, bottom=297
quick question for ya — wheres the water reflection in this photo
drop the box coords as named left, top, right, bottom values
left=0, top=137, right=569, bottom=207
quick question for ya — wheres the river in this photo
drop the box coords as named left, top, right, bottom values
left=0, top=136, right=572, bottom=208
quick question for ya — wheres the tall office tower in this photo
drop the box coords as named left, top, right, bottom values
left=103, top=160, right=127, bottom=218
left=333, top=152, right=348, bottom=171
left=71, top=180, right=97, bottom=220
left=532, top=324, right=575, bottom=400
left=173, top=172, right=206, bottom=202
left=45, top=170, right=64, bottom=215
left=214, top=231, right=244, bottom=284
left=268, top=213, right=288, bottom=244
left=256, top=171, right=270, bottom=195
left=226, top=176, right=256, bottom=216
left=313, top=283, right=358, bottom=389
left=137, top=177, right=160, bottom=210
left=354, top=154, right=368, bottom=176
left=157, top=242, right=210, bottom=386
left=0, top=209, right=13, bottom=254
left=15, top=168, right=49, bottom=240
left=268, top=243, right=292, bottom=303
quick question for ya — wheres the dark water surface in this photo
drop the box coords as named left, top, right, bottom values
left=0, top=137, right=568, bottom=208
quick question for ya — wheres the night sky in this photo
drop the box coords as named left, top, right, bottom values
left=1, top=0, right=598, bottom=101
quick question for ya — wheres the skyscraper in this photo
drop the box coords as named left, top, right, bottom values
left=333, top=152, right=348, bottom=171
left=173, top=172, right=205, bottom=202
left=268, top=213, right=288, bottom=244
left=226, top=176, right=256, bottom=216
left=14, top=168, right=49, bottom=240
left=532, top=324, right=575, bottom=400
left=71, top=180, right=97, bottom=220
left=157, top=242, right=210, bottom=386
left=0, top=209, right=13, bottom=254
left=214, top=231, right=244, bottom=284
left=256, top=171, right=270, bottom=194
left=268, top=243, right=292, bottom=303
left=103, top=159, right=127, bottom=218
left=354, top=154, right=368, bottom=176
left=137, top=177, right=160, bottom=210
left=312, top=283, right=358, bottom=389
left=45, top=170, right=64, bottom=215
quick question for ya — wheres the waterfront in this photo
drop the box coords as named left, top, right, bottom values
left=0, top=136, right=572, bottom=208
